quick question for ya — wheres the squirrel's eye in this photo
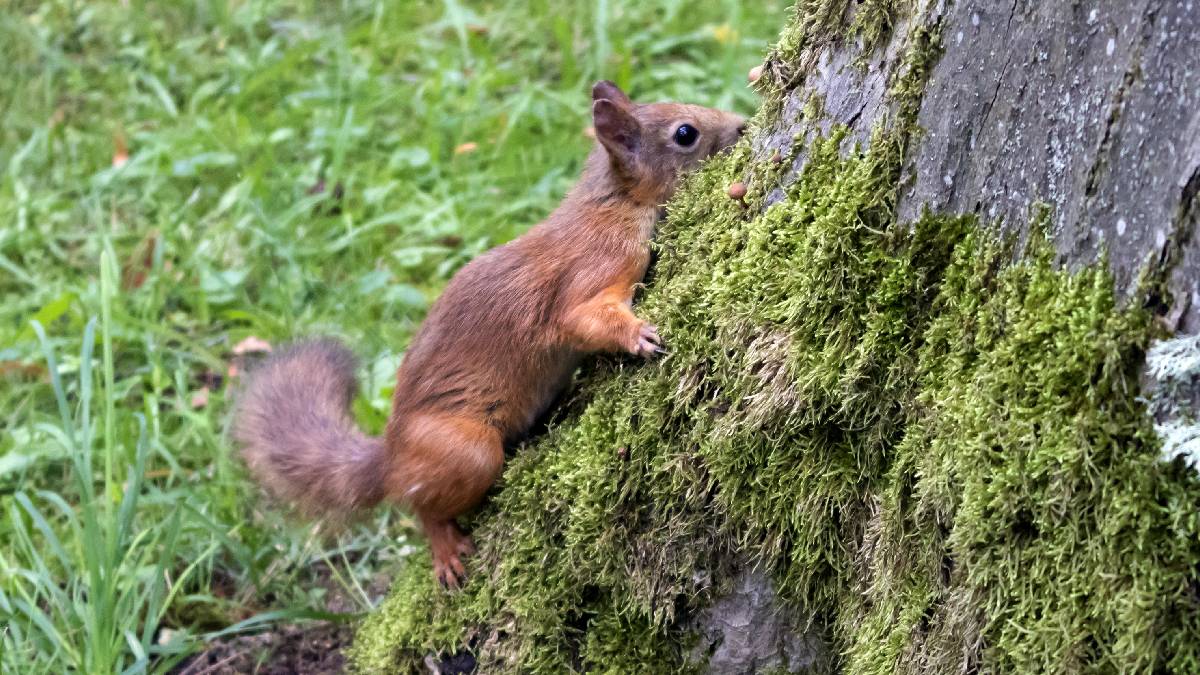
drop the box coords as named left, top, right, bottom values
left=673, top=124, right=699, bottom=147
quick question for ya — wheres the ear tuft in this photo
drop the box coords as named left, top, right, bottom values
left=592, top=80, right=632, bottom=107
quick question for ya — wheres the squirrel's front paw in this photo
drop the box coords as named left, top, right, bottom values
left=630, top=322, right=665, bottom=358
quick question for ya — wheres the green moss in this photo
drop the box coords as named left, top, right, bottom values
left=350, top=2, right=1200, bottom=672
left=848, top=0, right=906, bottom=54
left=801, top=92, right=826, bottom=123
left=839, top=225, right=1200, bottom=673
left=758, top=0, right=921, bottom=98
left=766, top=0, right=911, bottom=68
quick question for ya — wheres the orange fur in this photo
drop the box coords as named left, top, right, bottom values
left=233, top=81, right=744, bottom=588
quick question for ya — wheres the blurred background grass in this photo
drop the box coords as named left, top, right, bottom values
left=0, top=0, right=783, bottom=670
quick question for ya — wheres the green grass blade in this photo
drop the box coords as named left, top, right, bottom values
left=30, top=320, right=77, bottom=452
left=13, top=492, right=71, bottom=572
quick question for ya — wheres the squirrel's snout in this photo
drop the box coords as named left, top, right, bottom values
left=719, top=114, right=747, bottom=150
left=725, top=112, right=747, bottom=145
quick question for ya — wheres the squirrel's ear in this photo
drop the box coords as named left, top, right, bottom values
left=592, top=80, right=632, bottom=107
left=593, top=98, right=640, bottom=165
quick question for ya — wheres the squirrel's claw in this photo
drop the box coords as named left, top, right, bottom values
left=434, top=553, right=467, bottom=590
left=433, top=527, right=475, bottom=590
left=632, top=323, right=666, bottom=358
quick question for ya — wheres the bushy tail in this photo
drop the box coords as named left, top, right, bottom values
left=233, top=338, right=386, bottom=518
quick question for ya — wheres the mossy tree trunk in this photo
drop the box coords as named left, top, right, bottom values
left=762, top=0, right=1200, bottom=329
left=352, top=1, right=1200, bottom=673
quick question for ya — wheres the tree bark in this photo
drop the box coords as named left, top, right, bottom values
left=761, top=0, right=1200, bottom=329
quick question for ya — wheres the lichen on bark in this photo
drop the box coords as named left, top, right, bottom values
left=350, top=1, right=1200, bottom=672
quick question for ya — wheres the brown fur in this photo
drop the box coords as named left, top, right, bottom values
left=233, top=339, right=385, bottom=515
left=233, top=82, right=745, bottom=587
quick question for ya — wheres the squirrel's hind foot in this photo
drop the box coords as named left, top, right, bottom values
left=428, top=520, right=475, bottom=590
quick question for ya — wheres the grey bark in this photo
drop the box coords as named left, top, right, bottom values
left=756, top=0, right=1200, bottom=331
left=898, top=0, right=1200, bottom=334
left=688, top=570, right=827, bottom=675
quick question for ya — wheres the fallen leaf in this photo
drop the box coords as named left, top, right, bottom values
left=191, top=386, right=210, bottom=409
left=307, top=178, right=345, bottom=215
left=0, top=361, right=47, bottom=381
left=121, top=230, right=158, bottom=290
left=112, top=130, right=129, bottom=168
left=232, top=336, right=272, bottom=355
left=454, top=142, right=478, bottom=155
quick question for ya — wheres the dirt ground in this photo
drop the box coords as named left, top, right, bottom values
left=170, top=563, right=388, bottom=674
left=170, top=622, right=353, bottom=675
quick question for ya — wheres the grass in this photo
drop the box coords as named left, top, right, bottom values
left=0, top=0, right=783, bottom=671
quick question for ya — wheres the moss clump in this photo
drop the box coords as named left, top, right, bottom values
left=840, top=222, right=1200, bottom=673
left=351, top=2, right=1200, bottom=672
left=759, top=0, right=918, bottom=99
left=349, top=125, right=1200, bottom=673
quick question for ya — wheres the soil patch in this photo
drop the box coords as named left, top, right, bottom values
left=171, top=622, right=352, bottom=675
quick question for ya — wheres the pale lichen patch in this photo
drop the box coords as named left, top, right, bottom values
left=1145, top=333, right=1200, bottom=470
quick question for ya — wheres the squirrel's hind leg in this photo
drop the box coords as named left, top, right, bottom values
left=391, top=414, right=503, bottom=588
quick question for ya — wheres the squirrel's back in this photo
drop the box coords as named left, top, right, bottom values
left=387, top=233, right=582, bottom=437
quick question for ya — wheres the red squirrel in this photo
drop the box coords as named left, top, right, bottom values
left=233, top=81, right=745, bottom=588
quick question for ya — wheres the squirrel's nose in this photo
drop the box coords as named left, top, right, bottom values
left=737, top=123, right=747, bottom=137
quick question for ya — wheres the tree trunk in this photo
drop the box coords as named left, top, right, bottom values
left=758, top=0, right=1200, bottom=330
left=351, top=2, right=1200, bottom=672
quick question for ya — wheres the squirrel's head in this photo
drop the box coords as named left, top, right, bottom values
left=590, top=81, right=746, bottom=205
